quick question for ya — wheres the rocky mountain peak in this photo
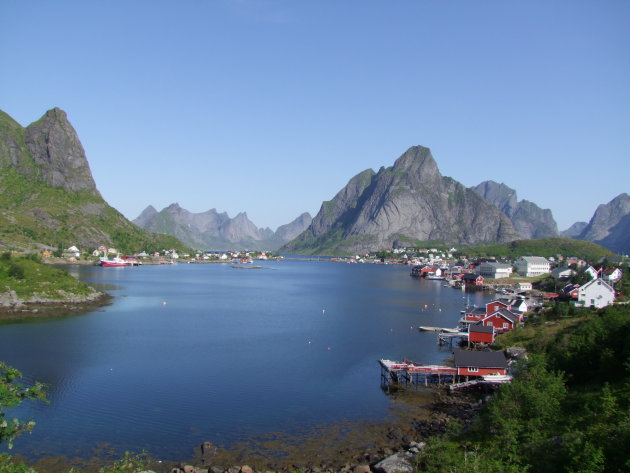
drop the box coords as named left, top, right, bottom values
left=473, top=180, right=558, bottom=239
left=23, top=107, right=99, bottom=194
left=391, top=146, right=440, bottom=182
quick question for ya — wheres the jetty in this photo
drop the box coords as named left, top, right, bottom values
left=379, top=359, right=457, bottom=391
left=418, top=326, right=459, bottom=333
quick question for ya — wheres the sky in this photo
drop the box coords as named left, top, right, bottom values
left=1, top=0, right=628, bottom=232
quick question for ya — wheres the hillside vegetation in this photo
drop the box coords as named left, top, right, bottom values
left=417, top=303, right=630, bottom=473
left=0, top=109, right=189, bottom=254
left=458, top=237, right=615, bottom=260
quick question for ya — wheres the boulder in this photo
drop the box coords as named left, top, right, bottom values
left=372, top=451, right=415, bottom=473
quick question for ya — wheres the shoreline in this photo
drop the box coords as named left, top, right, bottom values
left=20, top=387, right=486, bottom=473
left=0, top=291, right=113, bottom=323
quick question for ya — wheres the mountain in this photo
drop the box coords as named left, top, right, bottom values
left=472, top=180, right=559, bottom=239
left=283, top=146, right=520, bottom=255
left=133, top=204, right=312, bottom=251
left=275, top=212, right=313, bottom=242
left=575, top=193, right=630, bottom=255
left=0, top=108, right=188, bottom=253
left=562, top=221, right=588, bottom=238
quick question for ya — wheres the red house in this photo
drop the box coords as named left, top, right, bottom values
left=480, top=308, right=518, bottom=333
left=463, top=307, right=486, bottom=321
left=463, top=273, right=484, bottom=287
left=486, top=300, right=511, bottom=315
left=453, top=349, right=508, bottom=377
left=469, top=324, right=495, bottom=344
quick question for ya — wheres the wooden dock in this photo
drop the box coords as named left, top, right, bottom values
left=379, top=359, right=457, bottom=391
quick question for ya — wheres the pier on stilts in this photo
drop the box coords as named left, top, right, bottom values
left=437, top=331, right=469, bottom=347
left=379, top=359, right=457, bottom=391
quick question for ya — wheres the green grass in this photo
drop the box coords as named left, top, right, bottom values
left=458, top=237, right=614, bottom=260
left=0, top=254, right=93, bottom=300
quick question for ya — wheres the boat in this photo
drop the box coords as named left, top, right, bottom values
left=419, top=326, right=460, bottom=333
left=482, top=373, right=513, bottom=383
left=99, top=256, right=127, bottom=267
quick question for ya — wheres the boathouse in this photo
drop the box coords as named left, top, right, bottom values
left=469, top=324, right=495, bottom=344
left=453, top=349, right=508, bottom=377
left=463, top=273, right=484, bottom=287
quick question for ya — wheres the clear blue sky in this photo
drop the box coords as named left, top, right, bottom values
left=1, top=0, right=628, bottom=231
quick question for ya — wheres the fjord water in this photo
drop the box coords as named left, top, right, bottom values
left=0, top=260, right=490, bottom=460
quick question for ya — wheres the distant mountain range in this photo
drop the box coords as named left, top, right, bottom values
left=562, top=193, right=630, bottom=255
left=1, top=107, right=626, bottom=256
left=133, top=204, right=311, bottom=251
left=0, top=108, right=187, bottom=253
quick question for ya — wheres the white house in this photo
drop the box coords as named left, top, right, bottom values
left=551, top=267, right=576, bottom=280
left=515, top=256, right=551, bottom=277
left=584, top=265, right=599, bottom=280
left=476, top=262, right=513, bottom=279
left=575, top=279, right=616, bottom=309
left=515, top=282, right=532, bottom=291
left=602, top=268, right=622, bottom=283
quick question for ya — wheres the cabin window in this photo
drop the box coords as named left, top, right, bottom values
left=503, top=323, right=509, bottom=328
left=487, top=322, right=493, bottom=326
left=468, top=367, right=479, bottom=372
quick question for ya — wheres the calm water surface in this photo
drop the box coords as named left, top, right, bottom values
left=0, top=260, right=490, bottom=460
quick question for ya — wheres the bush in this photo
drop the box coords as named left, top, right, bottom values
left=7, top=263, right=25, bottom=279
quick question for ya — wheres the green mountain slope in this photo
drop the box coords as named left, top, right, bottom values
left=0, top=108, right=188, bottom=253
left=458, top=237, right=614, bottom=260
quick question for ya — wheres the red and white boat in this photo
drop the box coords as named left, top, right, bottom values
left=99, top=256, right=127, bottom=267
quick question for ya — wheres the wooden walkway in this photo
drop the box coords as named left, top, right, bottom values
left=379, top=359, right=457, bottom=390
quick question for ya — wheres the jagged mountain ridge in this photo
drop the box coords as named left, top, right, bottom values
left=472, top=180, right=559, bottom=239
left=573, top=193, right=630, bottom=255
left=283, top=146, right=520, bottom=255
left=561, top=221, right=588, bottom=239
left=133, top=204, right=312, bottom=251
left=0, top=108, right=188, bottom=252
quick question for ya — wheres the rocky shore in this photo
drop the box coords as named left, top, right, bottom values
left=0, top=288, right=112, bottom=321
left=150, top=389, right=486, bottom=473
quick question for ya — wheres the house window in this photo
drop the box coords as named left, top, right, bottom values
left=487, top=322, right=493, bottom=326
left=468, top=367, right=478, bottom=372
left=503, top=322, right=509, bottom=328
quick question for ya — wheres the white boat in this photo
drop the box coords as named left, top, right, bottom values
left=419, top=326, right=460, bottom=333
left=482, top=373, right=513, bottom=383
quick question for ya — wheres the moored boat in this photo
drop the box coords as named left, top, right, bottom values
left=99, top=256, right=127, bottom=267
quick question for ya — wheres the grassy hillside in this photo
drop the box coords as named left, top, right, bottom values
left=457, top=237, right=615, bottom=260
left=0, top=253, right=96, bottom=301
left=0, top=110, right=190, bottom=254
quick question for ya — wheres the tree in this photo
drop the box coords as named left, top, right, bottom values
left=0, top=362, right=47, bottom=449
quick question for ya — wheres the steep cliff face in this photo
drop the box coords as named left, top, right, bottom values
left=23, top=108, right=100, bottom=193
left=472, top=180, right=559, bottom=239
left=577, top=193, right=630, bottom=254
left=0, top=108, right=186, bottom=252
left=285, top=146, right=519, bottom=255
left=134, top=204, right=311, bottom=251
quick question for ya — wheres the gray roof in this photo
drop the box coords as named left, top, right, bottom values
left=470, top=324, right=494, bottom=333
left=487, top=308, right=519, bottom=323
left=453, top=349, right=508, bottom=369
left=518, top=256, right=549, bottom=264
